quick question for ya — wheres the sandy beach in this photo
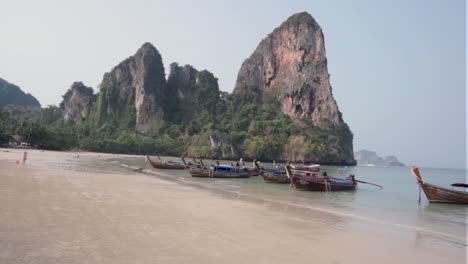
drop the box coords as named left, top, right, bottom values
left=0, top=148, right=465, bottom=264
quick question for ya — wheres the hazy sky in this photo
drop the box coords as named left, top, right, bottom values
left=1, top=0, right=465, bottom=168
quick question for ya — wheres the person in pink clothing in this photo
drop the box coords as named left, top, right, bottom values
left=22, top=151, right=27, bottom=164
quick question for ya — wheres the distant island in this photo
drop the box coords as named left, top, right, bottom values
left=354, top=150, right=405, bottom=167
left=0, top=12, right=356, bottom=165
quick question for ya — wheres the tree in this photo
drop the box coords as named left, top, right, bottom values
left=0, top=132, right=11, bottom=146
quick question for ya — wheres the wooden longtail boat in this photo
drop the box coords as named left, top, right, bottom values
left=189, top=164, right=250, bottom=178
left=220, top=160, right=259, bottom=176
left=411, top=166, right=468, bottom=204
left=285, top=165, right=357, bottom=191
left=254, top=160, right=289, bottom=183
left=290, top=164, right=320, bottom=172
left=146, top=155, right=187, bottom=170
left=243, top=165, right=259, bottom=176
left=184, top=157, right=214, bottom=172
left=261, top=168, right=289, bottom=183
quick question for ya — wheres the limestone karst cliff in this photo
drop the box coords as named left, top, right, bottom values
left=234, top=12, right=354, bottom=163
left=95, top=42, right=166, bottom=134
left=165, top=63, right=220, bottom=123
left=61, top=82, right=96, bottom=122
left=235, top=12, right=341, bottom=128
left=52, top=12, right=355, bottom=164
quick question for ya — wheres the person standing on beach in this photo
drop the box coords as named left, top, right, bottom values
left=22, top=151, right=28, bottom=164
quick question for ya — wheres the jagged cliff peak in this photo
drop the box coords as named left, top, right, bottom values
left=165, top=62, right=220, bottom=123
left=96, top=42, right=166, bottom=134
left=282, top=11, right=317, bottom=25
left=140, top=42, right=157, bottom=50
left=235, top=11, right=341, bottom=128
left=136, top=42, right=163, bottom=60
left=61, top=82, right=96, bottom=122
left=63, top=82, right=94, bottom=98
left=234, top=11, right=354, bottom=164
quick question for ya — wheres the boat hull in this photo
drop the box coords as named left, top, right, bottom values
left=411, top=166, right=468, bottom=204
left=260, top=171, right=289, bottom=183
left=291, top=165, right=320, bottom=172
left=244, top=167, right=260, bottom=176
left=189, top=167, right=250, bottom=178
left=148, top=160, right=186, bottom=169
left=291, top=176, right=356, bottom=191
left=421, top=183, right=468, bottom=204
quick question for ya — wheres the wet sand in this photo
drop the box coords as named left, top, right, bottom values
left=0, top=149, right=465, bottom=263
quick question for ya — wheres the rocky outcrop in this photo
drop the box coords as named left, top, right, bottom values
left=235, top=12, right=340, bottom=127
left=96, top=42, right=166, bottom=134
left=61, top=82, right=96, bottom=122
left=234, top=12, right=354, bottom=164
left=384, top=156, right=405, bottom=167
left=167, top=63, right=198, bottom=100
left=30, top=14, right=354, bottom=164
left=0, top=78, right=40, bottom=108
left=355, top=150, right=405, bottom=167
left=209, top=131, right=237, bottom=158
left=165, top=63, right=220, bottom=122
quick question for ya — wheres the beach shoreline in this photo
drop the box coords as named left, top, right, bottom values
left=0, top=148, right=465, bottom=263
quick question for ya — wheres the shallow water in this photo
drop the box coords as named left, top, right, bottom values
left=112, top=156, right=467, bottom=244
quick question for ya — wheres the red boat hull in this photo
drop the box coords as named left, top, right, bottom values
left=411, top=166, right=468, bottom=204
left=421, top=183, right=468, bottom=204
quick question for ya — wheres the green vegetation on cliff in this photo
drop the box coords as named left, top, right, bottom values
left=0, top=78, right=41, bottom=108
left=0, top=80, right=354, bottom=165
left=0, top=32, right=355, bottom=165
left=0, top=72, right=354, bottom=165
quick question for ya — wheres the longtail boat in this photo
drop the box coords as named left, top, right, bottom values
left=243, top=164, right=259, bottom=176
left=189, top=164, right=250, bottom=178
left=254, top=160, right=289, bottom=183
left=411, top=166, right=468, bottom=204
left=285, top=165, right=357, bottom=191
left=290, top=163, right=320, bottom=172
left=146, top=155, right=187, bottom=170
left=219, top=160, right=259, bottom=176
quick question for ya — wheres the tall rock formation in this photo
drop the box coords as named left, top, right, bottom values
left=95, top=42, right=166, bottom=134
left=234, top=12, right=354, bottom=164
left=235, top=12, right=340, bottom=128
left=166, top=63, right=237, bottom=157
left=61, top=82, right=96, bottom=122
left=0, top=78, right=41, bottom=108
left=165, top=63, right=220, bottom=123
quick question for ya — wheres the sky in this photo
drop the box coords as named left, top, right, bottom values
left=1, top=0, right=465, bottom=169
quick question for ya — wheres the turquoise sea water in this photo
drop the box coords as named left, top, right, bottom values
left=113, top=156, right=467, bottom=243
